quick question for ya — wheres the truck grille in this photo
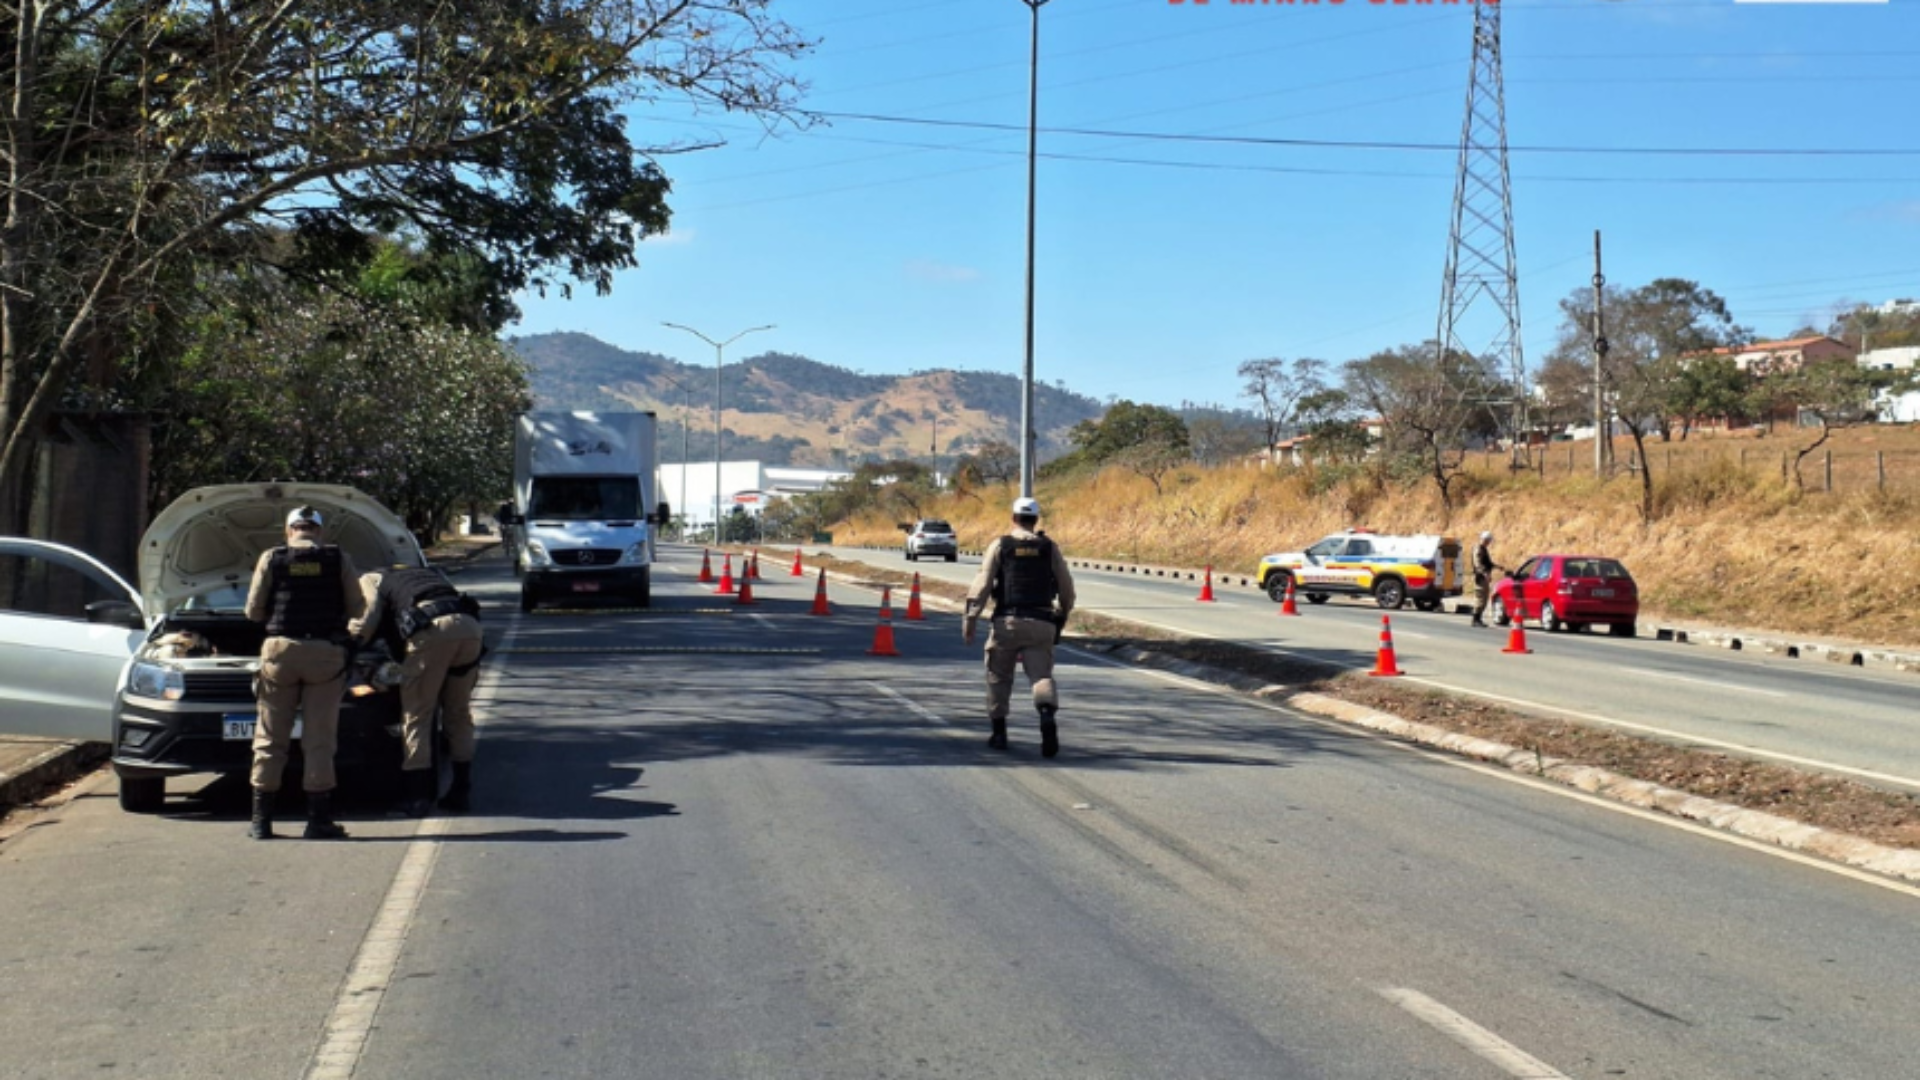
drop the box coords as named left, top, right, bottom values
left=549, top=548, right=622, bottom=567
left=182, top=671, right=257, bottom=703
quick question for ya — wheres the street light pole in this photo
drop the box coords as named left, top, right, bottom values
left=663, top=322, right=774, bottom=542
left=661, top=374, right=694, bottom=538
left=1018, top=0, right=1049, bottom=500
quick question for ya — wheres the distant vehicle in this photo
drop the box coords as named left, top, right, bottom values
left=1256, top=529, right=1465, bottom=610
left=505, top=411, right=670, bottom=611
left=903, top=519, right=958, bottom=562
left=1492, top=554, right=1639, bottom=637
left=0, top=483, right=438, bottom=813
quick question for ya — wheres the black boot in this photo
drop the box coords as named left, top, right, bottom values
left=303, top=790, right=349, bottom=840
left=987, top=717, right=1008, bottom=750
left=401, top=769, right=434, bottom=819
left=1038, top=704, right=1059, bottom=759
left=439, top=762, right=472, bottom=813
left=249, top=788, right=275, bottom=840
left=1470, top=615, right=1486, bottom=627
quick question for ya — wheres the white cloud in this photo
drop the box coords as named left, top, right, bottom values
left=905, top=259, right=981, bottom=284
left=643, top=228, right=696, bottom=246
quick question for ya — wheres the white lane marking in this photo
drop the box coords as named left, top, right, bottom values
left=1379, top=988, right=1569, bottom=1079
left=303, top=611, right=522, bottom=1080
left=1067, top=646, right=1920, bottom=900
left=750, top=613, right=777, bottom=632
left=873, top=682, right=950, bottom=726
left=1618, top=666, right=1787, bottom=699
left=1404, top=676, right=1920, bottom=792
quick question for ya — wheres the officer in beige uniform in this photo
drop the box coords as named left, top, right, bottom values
left=1470, top=531, right=1506, bottom=628
left=964, top=497, right=1076, bottom=757
left=244, top=507, right=366, bottom=840
left=353, top=566, right=484, bottom=816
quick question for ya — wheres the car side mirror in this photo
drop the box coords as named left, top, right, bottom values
left=87, top=599, right=145, bottom=631
left=651, top=501, right=671, bottom=526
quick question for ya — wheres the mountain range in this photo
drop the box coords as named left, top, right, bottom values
left=510, top=331, right=1111, bottom=468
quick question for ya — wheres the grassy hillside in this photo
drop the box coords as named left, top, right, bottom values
left=834, top=424, right=1920, bottom=649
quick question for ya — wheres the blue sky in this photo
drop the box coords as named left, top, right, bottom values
left=510, top=0, right=1920, bottom=413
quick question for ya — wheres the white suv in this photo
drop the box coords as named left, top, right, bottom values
left=904, top=519, right=958, bottom=562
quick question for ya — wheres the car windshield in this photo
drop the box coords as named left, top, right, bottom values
left=528, top=476, right=640, bottom=520
left=919, top=521, right=952, bottom=534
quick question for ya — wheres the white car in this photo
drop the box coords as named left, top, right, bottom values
left=1, top=482, right=438, bottom=813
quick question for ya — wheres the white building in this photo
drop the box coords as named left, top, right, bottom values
left=1859, top=346, right=1920, bottom=372
left=661, top=461, right=853, bottom=529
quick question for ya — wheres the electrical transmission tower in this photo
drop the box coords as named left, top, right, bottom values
left=1436, top=1, right=1526, bottom=466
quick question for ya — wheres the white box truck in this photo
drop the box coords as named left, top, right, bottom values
left=507, top=411, right=669, bottom=611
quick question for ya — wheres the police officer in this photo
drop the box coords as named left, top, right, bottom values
left=244, top=507, right=366, bottom=840
left=352, top=565, right=484, bottom=816
left=963, top=497, right=1077, bottom=757
left=1470, top=530, right=1506, bottom=627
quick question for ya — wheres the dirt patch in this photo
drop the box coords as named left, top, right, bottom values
left=788, top=547, right=1920, bottom=851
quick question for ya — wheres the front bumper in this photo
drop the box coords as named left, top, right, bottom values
left=111, top=696, right=404, bottom=780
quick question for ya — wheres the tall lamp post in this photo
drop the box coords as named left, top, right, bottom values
left=663, top=321, right=775, bottom=542
left=660, top=373, right=695, bottom=539
left=1018, top=0, right=1049, bottom=500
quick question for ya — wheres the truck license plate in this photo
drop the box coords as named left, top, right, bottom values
left=572, top=581, right=601, bottom=593
left=222, top=714, right=302, bottom=740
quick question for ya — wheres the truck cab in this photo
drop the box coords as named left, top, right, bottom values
left=509, top=412, right=668, bottom=611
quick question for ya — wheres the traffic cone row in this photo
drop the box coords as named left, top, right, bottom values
left=868, top=586, right=900, bottom=656
left=698, top=548, right=713, bottom=584
left=1197, top=566, right=1215, bottom=603
left=905, top=573, right=924, bottom=620
left=1368, top=614, right=1403, bottom=677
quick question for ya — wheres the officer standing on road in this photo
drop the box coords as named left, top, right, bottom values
left=963, top=497, right=1077, bottom=757
left=244, top=507, right=366, bottom=840
left=1470, top=530, right=1506, bottom=628
left=352, top=565, right=485, bottom=817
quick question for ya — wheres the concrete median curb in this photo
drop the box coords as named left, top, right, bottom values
left=1094, top=643, right=1920, bottom=886
left=0, top=738, right=107, bottom=811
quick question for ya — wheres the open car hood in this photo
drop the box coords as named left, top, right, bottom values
left=138, top=483, right=426, bottom=615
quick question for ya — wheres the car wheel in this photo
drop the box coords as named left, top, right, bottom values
left=1541, top=600, right=1563, bottom=632
left=1305, top=593, right=1330, bottom=605
left=1610, top=622, right=1636, bottom=638
left=118, top=776, right=165, bottom=814
left=945, top=553, right=957, bottom=562
left=1491, top=596, right=1510, bottom=627
left=1373, top=577, right=1407, bottom=610
left=1265, top=574, right=1292, bottom=602
left=1414, top=598, right=1439, bottom=612
left=905, top=549, right=916, bottom=561
left=520, top=584, right=537, bottom=613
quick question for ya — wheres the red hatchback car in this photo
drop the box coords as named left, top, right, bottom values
left=1491, top=554, right=1639, bottom=637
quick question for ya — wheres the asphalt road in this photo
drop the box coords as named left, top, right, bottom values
left=825, top=543, right=1920, bottom=793
left=2, top=546, right=1918, bottom=1079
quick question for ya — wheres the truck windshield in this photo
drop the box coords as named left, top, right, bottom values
left=528, top=477, right=640, bottom=520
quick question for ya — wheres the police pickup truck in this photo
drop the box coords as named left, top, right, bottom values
left=1255, top=530, right=1464, bottom=611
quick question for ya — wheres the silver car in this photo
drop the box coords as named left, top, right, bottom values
left=904, top=519, right=958, bottom=562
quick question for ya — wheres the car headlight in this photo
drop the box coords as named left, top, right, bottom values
left=623, top=543, right=648, bottom=564
left=126, top=660, right=185, bottom=702
left=525, top=539, right=552, bottom=567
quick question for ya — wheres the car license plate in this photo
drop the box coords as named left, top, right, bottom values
left=1592, top=588, right=1614, bottom=598
left=222, top=714, right=301, bottom=740
left=572, top=580, right=601, bottom=593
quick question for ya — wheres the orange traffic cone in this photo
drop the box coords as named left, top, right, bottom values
left=735, top=570, right=756, bottom=606
left=1368, top=614, right=1404, bottom=677
left=749, top=550, right=762, bottom=579
left=790, top=548, right=805, bottom=577
left=1280, top=576, right=1301, bottom=616
left=698, top=548, right=713, bottom=584
left=905, top=573, right=924, bottom=620
left=1197, top=566, right=1216, bottom=602
left=1502, top=616, right=1532, bottom=655
left=811, top=567, right=832, bottom=616
left=715, top=554, right=735, bottom=595
left=868, top=586, right=900, bottom=656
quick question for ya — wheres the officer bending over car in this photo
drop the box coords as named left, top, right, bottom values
left=353, top=565, right=485, bottom=817
left=244, top=506, right=366, bottom=840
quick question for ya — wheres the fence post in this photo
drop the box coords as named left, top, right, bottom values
left=1781, top=452, right=1788, bottom=482
left=1878, top=451, right=1885, bottom=491
left=1739, top=447, right=1746, bottom=469
left=1568, top=445, right=1574, bottom=474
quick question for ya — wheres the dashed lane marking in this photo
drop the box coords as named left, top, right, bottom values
left=1378, top=988, right=1569, bottom=1079
left=530, top=607, right=736, bottom=615
left=500, top=645, right=821, bottom=656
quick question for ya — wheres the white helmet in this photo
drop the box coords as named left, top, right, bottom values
left=1011, top=497, right=1042, bottom=517
left=1479, top=531, right=1493, bottom=542
left=287, top=506, right=325, bottom=530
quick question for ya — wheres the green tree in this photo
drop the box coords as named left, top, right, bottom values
left=1342, top=343, right=1491, bottom=520
left=1067, top=401, right=1190, bottom=466
left=1237, top=357, right=1327, bottom=463
left=0, top=0, right=810, bottom=533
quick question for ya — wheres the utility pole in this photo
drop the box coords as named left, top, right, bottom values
left=1591, top=230, right=1610, bottom=478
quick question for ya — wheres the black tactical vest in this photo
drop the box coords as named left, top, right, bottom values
left=376, top=568, right=462, bottom=651
left=264, top=545, right=347, bottom=638
left=992, top=533, right=1057, bottom=617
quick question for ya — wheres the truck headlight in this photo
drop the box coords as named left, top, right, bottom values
left=127, top=660, right=185, bottom=702
left=525, top=539, right=552, bottom=567
left=623, top=543, right=648, bottom=564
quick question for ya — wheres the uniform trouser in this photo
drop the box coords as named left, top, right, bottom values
left=252, top=637, right=346, bottom=793
left=1471, top=574, right=1492, bottom=618
left=984, top=616, right=1059, bottom=720
left=400, top=614, right=485, bottom=771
